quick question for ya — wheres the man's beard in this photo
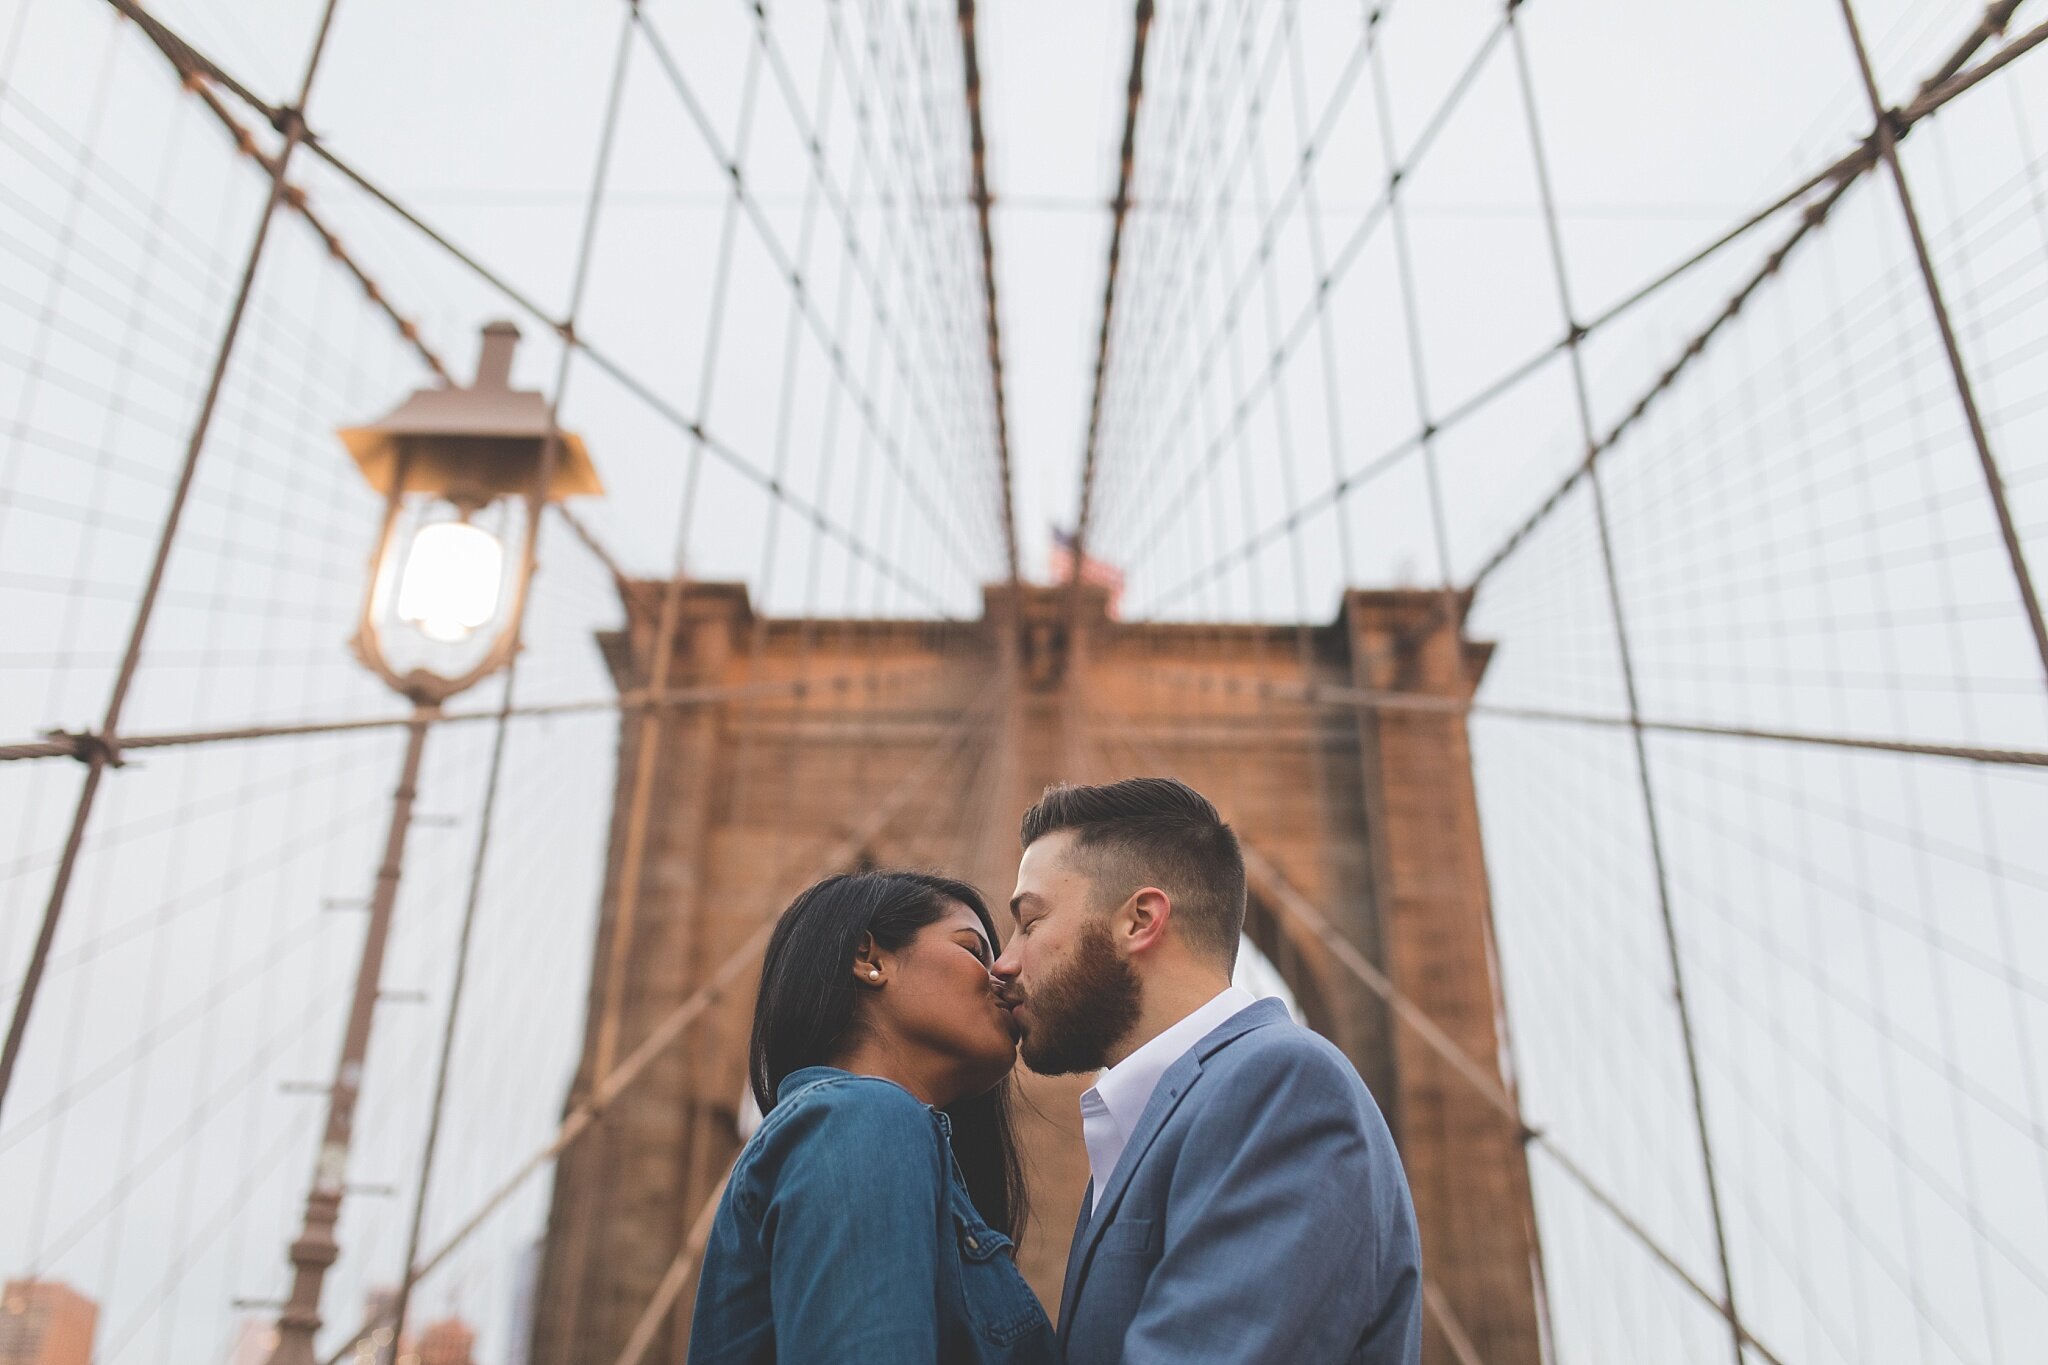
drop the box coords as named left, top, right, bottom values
left=1017, top=920, right=1141, bottom=1076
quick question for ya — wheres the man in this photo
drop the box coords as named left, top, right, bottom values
left=991, top=777, right=1421, bottom=1365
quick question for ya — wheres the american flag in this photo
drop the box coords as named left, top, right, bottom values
left=1047, top=526, right=1124, bottom=619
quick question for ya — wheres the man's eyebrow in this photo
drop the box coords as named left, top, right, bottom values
left=1008, top=891, right=1041, bottom=918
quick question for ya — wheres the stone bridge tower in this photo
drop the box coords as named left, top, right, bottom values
left=528, top=583, right=1544, bottom=1365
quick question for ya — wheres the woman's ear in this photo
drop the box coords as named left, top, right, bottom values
left=851, top=932, right=886, bottom=988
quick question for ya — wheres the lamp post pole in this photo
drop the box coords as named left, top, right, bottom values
left=268, top=709, right=433, bottom=1365
left=263, top=320, right=594, bottom=1365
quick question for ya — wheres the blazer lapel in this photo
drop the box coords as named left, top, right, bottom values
left=1061, top=1048, right=1205, bottom=1311
left=1057, top=1178, right=1095, bottom=1345
left=1059, top=997, right=1292, bottom=1327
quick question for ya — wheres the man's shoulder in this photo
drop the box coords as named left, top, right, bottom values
left=1207, top=1004, right=1354, bottom=1070
left=1199, top=1009, right=1379, bottom=1110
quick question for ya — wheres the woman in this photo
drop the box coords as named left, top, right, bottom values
left=689, top=871, right=1058, bottom=1364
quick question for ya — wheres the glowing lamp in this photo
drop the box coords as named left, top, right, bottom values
left=338, top=320, right=600, bottom=703
left=396, top=520, right=505, bottom=642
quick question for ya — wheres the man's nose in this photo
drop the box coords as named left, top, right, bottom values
left=990, top=938, right=1020, bottom=982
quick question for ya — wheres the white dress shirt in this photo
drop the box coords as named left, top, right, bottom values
left=1079, top=984, right=1258, bottom=1216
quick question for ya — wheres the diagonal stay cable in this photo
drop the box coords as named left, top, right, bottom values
left=1126, top=7, right=2048, bottom=611
left=140, top=64, right=660, bottom=601
left=1833, top=0, right=2048, bottom=687
left=375, top=4, right=646, bottom=1346
left=175, top=77, right=449, bottom=384
left=631, top=7, right=994, bottom=585
left=1360, top=681, right=2048, bottom=768
left=545, top=33, right=779, bottom=1346
left=543, top=30, right=785, bottom=1349
left=100, top=0, right=966, bottom=619
left=316, top=678, right=1000, bottom=1365
left=0, top=665, right=943, bottom=762
left=0, top=0, right=345, bottom=1123
left=1108, top=14, right=1509, bottom=577
left=1466, top=1, right=2048, bottom=592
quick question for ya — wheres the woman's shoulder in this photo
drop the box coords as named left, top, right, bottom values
left=763, top=1068, right=935, bottom=1132
left=734, top=1072, right=945, bottom=1204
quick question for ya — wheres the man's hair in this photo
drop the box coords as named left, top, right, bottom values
left=1020, top=777, right=1246, bottom=968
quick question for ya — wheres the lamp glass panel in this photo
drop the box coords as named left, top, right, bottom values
left=363, top=493, right=527, bottom=693
left=396, top=520, right=504, bottom=642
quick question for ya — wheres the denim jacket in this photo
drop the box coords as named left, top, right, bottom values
left=690, top=1066, right=1058, bottom=1365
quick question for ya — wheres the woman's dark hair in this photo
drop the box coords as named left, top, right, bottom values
left=749, top=870, right=1030, bottom=1241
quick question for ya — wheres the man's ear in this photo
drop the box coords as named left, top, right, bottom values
left=851, top=932, right=887, bottom=987
left=1122, top=887, right=1174, bottom=954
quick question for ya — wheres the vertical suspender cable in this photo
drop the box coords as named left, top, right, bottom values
left=1503, top=7, right=1747, bottom=1362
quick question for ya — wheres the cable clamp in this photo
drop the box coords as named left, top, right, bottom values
left=45, top=729, right=124, bottom=768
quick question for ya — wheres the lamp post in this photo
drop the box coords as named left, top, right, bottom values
left=267, top=322, right=599, bottom=1365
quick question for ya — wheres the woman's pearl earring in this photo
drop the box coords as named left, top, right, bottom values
left=868, top=968, right=881, bottom=981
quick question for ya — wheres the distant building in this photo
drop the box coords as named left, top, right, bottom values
left=414, top=1317, right=475, bottom=1365
left=0, top=1280, right=97, bottom=1365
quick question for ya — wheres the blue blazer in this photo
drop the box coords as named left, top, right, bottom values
left=1057, top=997, right=1422, bottom=1364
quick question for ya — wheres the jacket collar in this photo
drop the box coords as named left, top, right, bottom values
left=1057, top=997, right=1289, bottom=1338
left=775, top=1064, right=851, bottom=1105
left=773, top=1066, right=955, bottom=1138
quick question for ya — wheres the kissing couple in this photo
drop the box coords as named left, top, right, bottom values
left=689, top=777, right=1423, bottom=1364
